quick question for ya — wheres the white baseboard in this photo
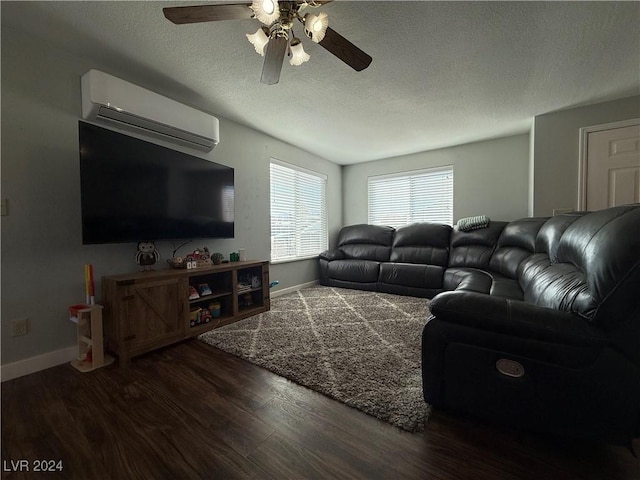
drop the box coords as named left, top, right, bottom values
left=271, top=280, right=319, bottom=298
left=1, top=346, right=77, bottom=382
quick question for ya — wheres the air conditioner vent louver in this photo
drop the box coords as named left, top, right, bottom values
left=95, top=106, right=216, bottom=150
left=81, top=70, right=219, bottom=151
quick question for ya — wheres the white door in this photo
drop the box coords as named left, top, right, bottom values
left=586, top=124, right=640, bottom=210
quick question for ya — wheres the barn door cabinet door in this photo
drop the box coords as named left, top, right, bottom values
left=123, top=277, right=187, bottom=354
left=104, top=275, right=188, bottom=365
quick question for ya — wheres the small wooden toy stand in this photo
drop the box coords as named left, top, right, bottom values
left=69, top=304, right=115, bottom=372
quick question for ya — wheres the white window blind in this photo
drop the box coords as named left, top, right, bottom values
left=368, top=166, right=453, bottom=227
left=270, top=160, right=328, bottom=262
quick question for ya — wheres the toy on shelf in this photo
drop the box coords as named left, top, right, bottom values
left=167, top=241, right=221, bottom=269
left=185, top=247, right=213, bottom=268
left=168, top=240, right=190, bottom=269
left=84, top=264, right=95, bottom=305
left=189, top=307, right=202, bottom=327
left=189, top=286, right=200, bottom=300
left=238, top=274, right=261, bottom=291
left=136, top=241, right=160, bottom=271
left=240, top=293, right=253, bottom=307
left=189, top=307, right=214, bottom=327
left=208, top=301, right=221, bottom=318
left=198, top=283, right=213, bottom=296
left=172, top=247, right=214, bottom=269
left=200, top=309, right=213, bottom=324
left=167, top=256, right=185, bottom=269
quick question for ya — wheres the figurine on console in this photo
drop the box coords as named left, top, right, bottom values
left=136, top=241, right=160, bottom=271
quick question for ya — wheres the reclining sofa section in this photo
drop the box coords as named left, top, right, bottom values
left=318, top=204, right=640, bottom=444
left=319, top=216, right=548, bottom=299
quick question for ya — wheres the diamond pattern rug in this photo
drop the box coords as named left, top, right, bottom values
left=198, top=285, right=431, bottom=432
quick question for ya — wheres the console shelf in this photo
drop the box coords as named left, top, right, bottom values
left=191, top=291, right=231, bottom=303
left=102, top=260, right=270, bottom=366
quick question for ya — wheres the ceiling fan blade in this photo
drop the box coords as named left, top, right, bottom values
left=261, top=36, right=288, bottom=85
left=319, top=27, right=372, bottom=72
left=163, top=4, right=253, bottom=24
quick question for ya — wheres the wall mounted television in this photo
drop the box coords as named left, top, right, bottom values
left=79, top=121, right=234, bottom=245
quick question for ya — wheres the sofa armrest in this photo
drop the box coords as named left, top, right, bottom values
left=429, top=291, right=603, bottom=347
left=319, top=249, right=345, bottom=261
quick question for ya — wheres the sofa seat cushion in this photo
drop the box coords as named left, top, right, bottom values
left=444, top=267, right=524, bottom=300
left=444, top=268, right=492, bottom=294
left=490, top=274, right=524, bottom=300
left=327, top=259, right=381, bottom=283
left=379, top=262, right=444, bottom=289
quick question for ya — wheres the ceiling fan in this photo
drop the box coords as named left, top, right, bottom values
left=163, top=1, right=372, bottom=85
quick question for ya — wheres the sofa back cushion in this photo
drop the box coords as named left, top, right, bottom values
left=448, top=221, right=507, bottom=269
left=489, top=218, right=548, bottom=279
left=337, top=224, right=395, bottom=262
left=519, top=213, right=587, bottom=296
left=390, top=223, right=452, bottom=265
left=534, top=212, right=588, bottom=261
left=522, top=205, right=640, bottom=327
left=558, top=204, right=640, bottom=326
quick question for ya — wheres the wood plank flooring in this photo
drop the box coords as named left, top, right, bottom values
left=2, top=339, right=639, bottom=479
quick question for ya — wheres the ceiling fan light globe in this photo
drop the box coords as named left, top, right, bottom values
left=289, top=42, right=310, bottom=66
left=246, top=28, right=270, bottom=55
left=251, top=0, right=280, bottom=25
left=304, top=12, right=328, bottom=43
left=262, top=0, right=275, bottom=15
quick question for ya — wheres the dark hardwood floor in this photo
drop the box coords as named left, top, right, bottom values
left=2, top=339, right=639, bottom=479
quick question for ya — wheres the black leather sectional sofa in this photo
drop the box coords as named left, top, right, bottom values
left=319, top=204, right=640, bottom=444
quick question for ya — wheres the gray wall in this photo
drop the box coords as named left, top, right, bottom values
left=532, top=95, right=640, bottom=216
left=343, top=134, right=530, bottom=225
left=4, top=19, right=635, bottom=368
left=1, top=26, right=341, bottom=365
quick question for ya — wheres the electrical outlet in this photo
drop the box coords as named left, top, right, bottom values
left=11, top=318, right=28, bottom=337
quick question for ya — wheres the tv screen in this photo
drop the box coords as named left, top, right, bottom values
left=79, top=121, right=234, bottom=244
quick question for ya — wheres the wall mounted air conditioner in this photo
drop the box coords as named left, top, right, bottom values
left=81, top=69, right=219, bottom=151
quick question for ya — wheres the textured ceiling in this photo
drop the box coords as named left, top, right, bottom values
left=2, top=1, right=639, bottom=164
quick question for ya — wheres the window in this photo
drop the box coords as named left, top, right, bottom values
left=270, top=159, right=328, bottom=262
left=368, top=166, right=453, bottom=227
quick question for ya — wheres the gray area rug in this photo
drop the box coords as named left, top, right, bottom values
left=198, top=285, right=431, bottom=432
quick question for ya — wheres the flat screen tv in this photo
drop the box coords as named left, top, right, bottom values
left=79, top=121, right=234, bottom=244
